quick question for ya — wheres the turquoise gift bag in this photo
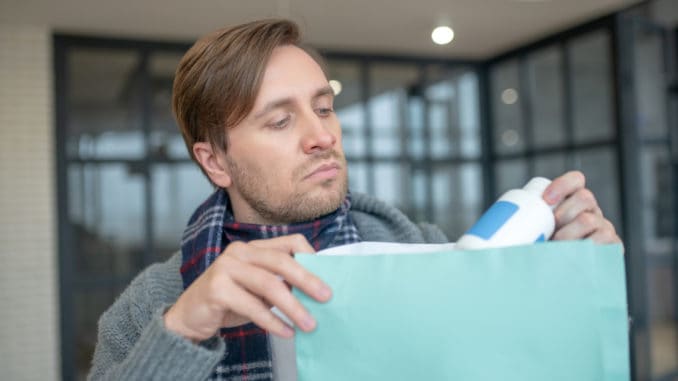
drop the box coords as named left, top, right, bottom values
left=293, top=240, right=629, bottom=381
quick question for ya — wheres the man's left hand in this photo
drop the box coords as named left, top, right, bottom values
left=543, top=171, right=622, bottom=244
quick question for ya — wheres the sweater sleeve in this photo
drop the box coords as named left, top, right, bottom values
left=350, top=192, right=450, bottom=244
left=417, top=222, right=449, bottom=244
left=88, top=268, right=225, bottom=380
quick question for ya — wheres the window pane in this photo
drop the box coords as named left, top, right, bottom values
left=527, top=46, right=566, bottom=148
left=457, top=72, right=482, bottom=158
left=369, top=64, right=419, bottom=157
left=68, top=163, right=145, bottom=277
left=406, top=96, right=426, bottom=159
left=152, top=164, right=213, bottom=262
left=161, top=134, right=190, bottom=159
left=633, top=26, right=669, bottom=140
left=373, top=162, right=406, bottom=208
left=426, top=66, right=455, bottom=159
left=67, top=48, right=144, bottom=159
left=428, top=98, right=453, bottom=158
left=431, top=164, right=483, bottom=240
left=149, top=52, right=189, bottom=159
left=494, top=159, right=529, bottom=197
left=411, top=168, right=429, bottom=222
left=328, top=60, right=367, bottom=158
left=569, top=30, right=615, bottom=142
left=347, top=161, right=369, bottom=194
left=639, top=146, right=674, bottom=254
left=426, top=69, right=481, bottom=159
left=491, top=60, right=526, bottom=155
left=533, top=153, right=568, bottom=180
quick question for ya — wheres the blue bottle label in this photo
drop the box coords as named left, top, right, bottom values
left=466, top=201, right=519, bottom=240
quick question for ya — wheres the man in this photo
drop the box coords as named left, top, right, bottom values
left=88, top=19, right=621, bottom=380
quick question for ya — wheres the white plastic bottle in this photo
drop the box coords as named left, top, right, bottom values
left=456, top=177, right=555, bottom=250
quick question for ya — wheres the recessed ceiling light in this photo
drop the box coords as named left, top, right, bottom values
left=329, top=79, right=342, bottom=96
left=501, top=88, right=519, bottom=104
left=431, top=26, right=454, bottom=45
left=501, top=129, right=520, bottom=146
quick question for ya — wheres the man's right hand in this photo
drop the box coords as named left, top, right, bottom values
left=163, top=234, right=332, bottom=342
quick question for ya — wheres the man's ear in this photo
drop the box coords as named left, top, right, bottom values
left=192, top=142, right=232, bottom=188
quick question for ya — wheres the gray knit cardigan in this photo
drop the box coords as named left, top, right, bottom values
left=88, top=192, right=448, bottom=380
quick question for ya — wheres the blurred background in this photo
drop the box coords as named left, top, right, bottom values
left=0, top=0, right=677, bottom=380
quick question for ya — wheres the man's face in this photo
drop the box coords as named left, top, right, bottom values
left=221, top=45, right=348, bottom=224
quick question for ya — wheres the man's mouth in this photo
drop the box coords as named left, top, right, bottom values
left=304, top=162, right=341, bottom=181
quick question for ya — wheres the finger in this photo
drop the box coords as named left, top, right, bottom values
left=219, top=279, right=295, bottom=338
left=250, top=233, right=316, bottom=254
left=543, top=170, right=586, bottom=206
left=229, top=245, right=332, bottom=303
left=552, top=212, right=601, bottom=241
left=553, top=188, right=602, bottom=229
left=231, top=263, right=318, bottom=332
left=587, top=228, right=622, bottom=245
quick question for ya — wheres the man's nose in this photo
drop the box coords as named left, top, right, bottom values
left=300, top=110, right=336, bottom=154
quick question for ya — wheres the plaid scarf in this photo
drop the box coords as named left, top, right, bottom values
left=180, top=188, right=361, bottom=380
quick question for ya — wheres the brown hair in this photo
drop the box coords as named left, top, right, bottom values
left=172, top=19, right=315, bottom=168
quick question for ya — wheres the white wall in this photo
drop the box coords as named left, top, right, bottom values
left=0, top=23, right=60, bottom=380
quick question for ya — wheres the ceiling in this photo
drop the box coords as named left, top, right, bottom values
left=1, top=0, right=642, bottom=59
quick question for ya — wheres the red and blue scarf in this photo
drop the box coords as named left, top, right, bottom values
left=180, top=188, right=361, bottom=380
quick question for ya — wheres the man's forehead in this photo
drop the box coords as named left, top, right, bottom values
left=263, top=46, right=327, bottom=85
left=253, top=46, right=330, bottom=104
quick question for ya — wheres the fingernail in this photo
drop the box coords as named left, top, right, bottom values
left=318, top=285, right=332, bottom=300
left=302, top=315, right=316, bottom=331
left=544, top=190, right=559, bottom=204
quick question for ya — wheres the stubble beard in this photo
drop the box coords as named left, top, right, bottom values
left=225, top=151, right=348, bottom=224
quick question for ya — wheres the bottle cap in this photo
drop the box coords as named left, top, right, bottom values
left=522, top=177, right=552, bottom=197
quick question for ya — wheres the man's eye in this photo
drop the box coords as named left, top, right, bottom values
left=269, top=116, right=290, bottom=129
left=317, top=108, right=334, bottom=116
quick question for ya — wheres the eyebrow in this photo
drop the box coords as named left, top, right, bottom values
left=253, top=85, right=335, bottom=119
